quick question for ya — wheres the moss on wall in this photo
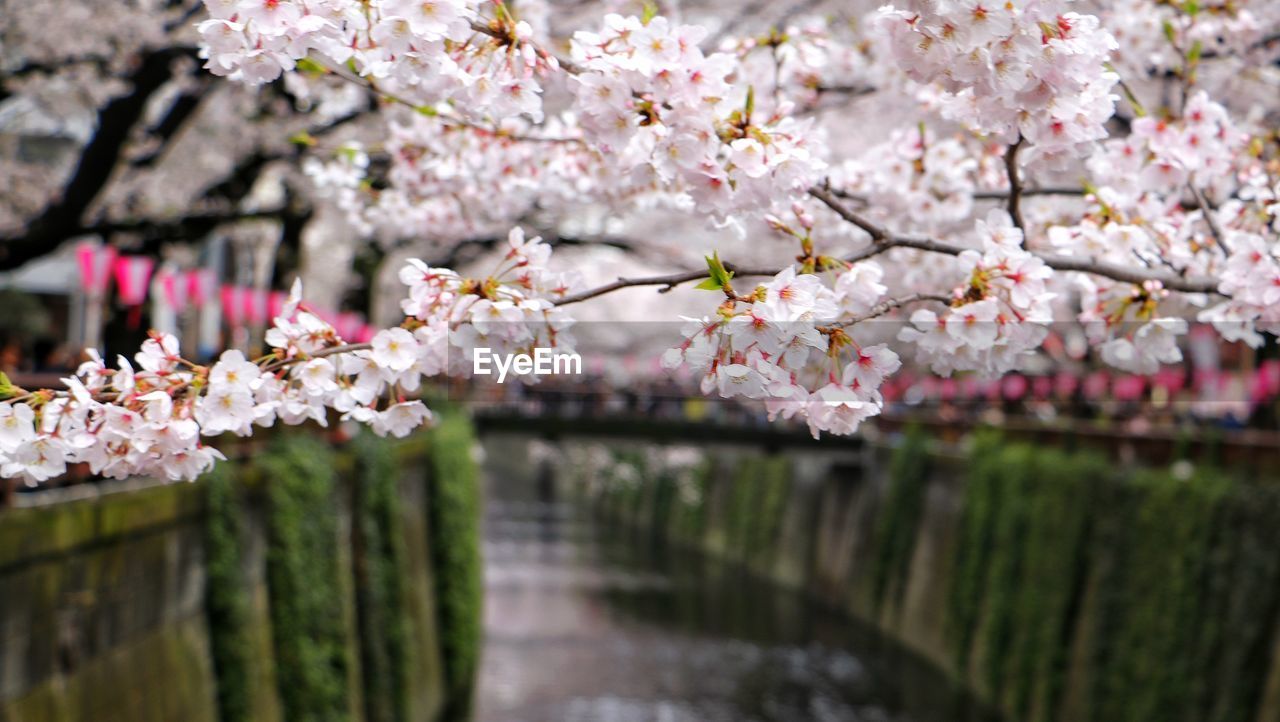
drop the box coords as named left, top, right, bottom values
left=868, top=426, right=932, bottom=615
left=944, top=435, right=1280, bottom=722
left=351, top=432, right=411, bottom=722
left=204, top=463, right=255, bottom=722
left=425, top=411, right=484, bottom=721
left=260, top=435, right=353, bottom=722
left=1, top=421, right=484, bottom=722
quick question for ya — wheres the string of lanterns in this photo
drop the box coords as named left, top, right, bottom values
left=75, top=241, right=375, bottom=348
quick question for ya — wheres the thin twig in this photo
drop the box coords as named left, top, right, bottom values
left=553, top=265, right=780, bottom=306
left=261, top=342, right=373, bottom=373
left=1187, top=181, right=1231, bottom=256
left=832, top=293, right=952, bottom=328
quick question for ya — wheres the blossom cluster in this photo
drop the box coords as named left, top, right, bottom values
left=306, top=118, right=602, bottom=245
left=1102, top=0, right=1274, bottom=75
left=829, top=127, right=984, bottom=234
left=395, top=228, right=581, bottom=377
left=199, top=0, right=555, bottom=123
left=874, top=1, right=1120, bottom=165
left=898, top=211, right=1055, bottom=376
left=568, top=14, right=827, bottom=220
left=660, top=264, right=905, bottom=438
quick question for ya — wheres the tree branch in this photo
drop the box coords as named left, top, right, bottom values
left=833, top=293, right=953, bottom=328
left=972, top=187, right=1086, bottom=200
left=808, top=185, right=1221, bottom=295
left=1187, top=181, right=1230, bottom=256
left=0, top=46, right=199, bottom=270
left=553, top=263, right=782, bottom=306
left=1003, top=136, right=1026, bottom=234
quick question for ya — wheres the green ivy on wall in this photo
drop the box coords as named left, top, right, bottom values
left=869, top=425, right=931, bottom=614
left=351, top=432, right=411, bottom=722
left=426, top=411, right=484, bottom=721
left=947, top=435, right=1280, bottom=722
left=204, top=463, right=254, bottom=722
left=261, top=435, right=353, bottom=722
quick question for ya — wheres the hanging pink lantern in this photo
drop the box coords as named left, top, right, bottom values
left=1001, top=374, right=1029, bottom=401
left=1055, top=371, right=1079, bottom=398
left=1082, top=371, right=1109, bottom=400
left=242, top=288, right=268, bottom=326
left=221, top=286, right=244, bottom=328
left=1113, top=375, right=1146, bottom=401
left=112, top=256, right=155, bottom=307
left=1250, top=369, right=1271, bottom=405
left=76, top=242, right=118, bottom=296
left=268, top=291, right=288, bottom=321
left=1152, top=368, right=1185, bottom=394
left=1261, top=360, right=1280, bottom=397
left=186, top=269, right=216, bottom=310
left=336, top=312, right=364, bottom=340
left=157, top=269, right=189, bottom=314
left=1032, top=375, right=1053, bottom=400
left=113, top=255, right=155, bottom=328
left=356, top=325, right=376, bottom=343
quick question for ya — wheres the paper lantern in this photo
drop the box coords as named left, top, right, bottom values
left=268, top=291, right=288, bottom=321
left=336, top=312, right=364, bottom=341
left=1001, top=374, right=1029, bottom=401
left=242, top=288, right=268, bottom=326
left=157, top=269, right=189, bottom=314
left=186, top=269, right=216, bottom=310
left=112, top=256, right=155, bottom=307
left=76, top=242, right=118, bottom=296
left=221, top=286, right=244, bottom=327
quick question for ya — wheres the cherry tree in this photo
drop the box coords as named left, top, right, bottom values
left=3, top=0, right=1280, bottom=483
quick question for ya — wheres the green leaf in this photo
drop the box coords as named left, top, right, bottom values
left=1188, top=39, right=1203, bottom=65
left=1162, top=20, right=1177, bottom=45
left=289, top=131, right=317, bottom=147
left=296, top=57, right=326, bottom=76
left=641, top=0, right=659, bottom=25
left=415, top=104, right=439, bottom=117
left=700, top=251, right=734, bottom=292
left=744, top=86, right=755, bottom=121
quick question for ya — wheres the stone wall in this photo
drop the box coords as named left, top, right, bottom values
left=560, top=428, right=1280, bottom=722
left=0, top=418, right=481, bottom=722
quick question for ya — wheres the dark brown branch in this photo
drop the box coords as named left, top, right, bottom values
left=130, top=75, right=216, bottom=168
left=972, top=187, right=1087, bottom=200
left=0, top=46, right=199, bottom=270
left=553, top=263, right=781, bottom=306
left=808, top=185, right=1221, bottom=295
left=1003, top=136, right=1026, bottom=234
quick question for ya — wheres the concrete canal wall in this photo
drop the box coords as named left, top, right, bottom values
left=558, top=428, right=1280, bottom=722
left=0, top=414, right=481, bottom=722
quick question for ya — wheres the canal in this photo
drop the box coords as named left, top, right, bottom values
left=474, top=443, right=1000, bottom=722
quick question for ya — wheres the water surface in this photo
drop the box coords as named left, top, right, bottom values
left=475, top=494, right=999, bottom=722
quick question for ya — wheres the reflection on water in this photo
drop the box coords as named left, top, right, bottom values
left=475, top=496, right=999, bottom=722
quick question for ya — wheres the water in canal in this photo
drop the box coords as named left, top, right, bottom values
left=475, top=473, right=1000, bottom=722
